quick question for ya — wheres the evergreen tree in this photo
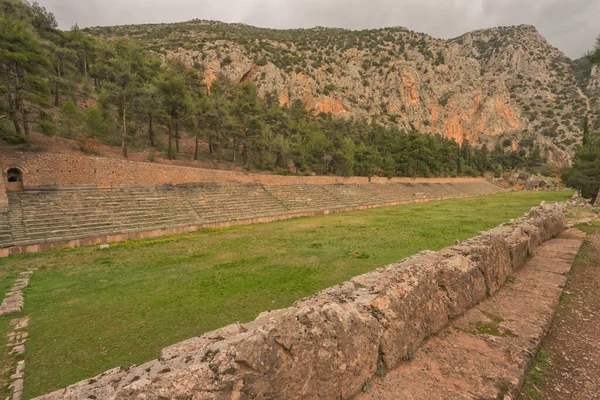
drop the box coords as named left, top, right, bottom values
left=100, top=40, right=159, bottom=157
left=47, top=43, right=77, bottom=106
left=582, top=116, right=590, bottom=146
left=335, top=137, right=355, bottom=176
left=588, top=35, right=600, bottom=66
left=101, top=57, right=136, bottom=157
left=562, top=130, right=600, bottom=205
left=183, top=66, right=210, bottom=160
left=0, top=15, right=51, bottom=140
left=58, top=99, right=81, bottom=137
left=156, top=71, right=191, bottom=159
left=85, top=106, right=107, bottom=138
left=230, top=83, right=263, bottom=165
left=25, top=0, right=58, bottom=39
left=206, top=75, right=233, bottom=161
left=68, top=24, right=96, bottom=78
left=134, top=83, right=160, bottom=147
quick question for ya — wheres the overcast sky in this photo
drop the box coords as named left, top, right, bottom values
left=36, top=0, right=599, bottom=59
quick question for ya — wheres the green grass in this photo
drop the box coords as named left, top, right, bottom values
left=575, top=220, right=600, bottom=234
left=0, top=191, right=572, bottom=398
left=520, top=349, right=552, bottom=400
left=0, top=268, right=22, bottom=399
left=0, top=317, right=16, bottom=399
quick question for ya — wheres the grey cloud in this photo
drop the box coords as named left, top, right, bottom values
left=37, top=0, right=600, bottom=59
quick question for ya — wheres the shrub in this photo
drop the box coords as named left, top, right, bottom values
left=37, top=113, right=57, bottom=136
left=0, top=121, right=27, bottom=144
left=220, top=55, right=233, bottom=67
left=75, top=137, right=101, bottom=154
left=254, top=57, right=267, bottom=66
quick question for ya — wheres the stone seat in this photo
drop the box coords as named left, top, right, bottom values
left=360, top=184, right=422, bottom=202
left=3, top=180, right=506, bottom=248
left=322, top=184, right=385, bottom=206
left=266, top=184, right=346, bottom=211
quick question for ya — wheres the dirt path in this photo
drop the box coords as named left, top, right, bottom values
left=520, top=231, right=600, bottom=399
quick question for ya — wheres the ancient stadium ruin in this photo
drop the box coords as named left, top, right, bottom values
left=0, top=151, right=506, bottom=257
left=0, top=151, right=580, bottom=399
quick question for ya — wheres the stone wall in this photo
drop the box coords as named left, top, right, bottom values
left=36, top=201, right=567, bottom=400
left=0, top=151, right=488, bottom=188
left=0, top=177, right=7, bottom=213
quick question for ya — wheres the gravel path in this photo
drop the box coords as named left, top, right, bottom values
left=520, top=232, right=600, bottom=399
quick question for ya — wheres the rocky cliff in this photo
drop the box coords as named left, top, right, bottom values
left=88, top=21, right=598, bottom=165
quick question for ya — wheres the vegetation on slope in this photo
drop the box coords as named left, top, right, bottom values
left=562, top=46, right=600, bottom=204
left=87, top=20, right=598, bottom=164
left=0, top=1, right=580, bottom=177
left=0, top=191, right=572, bottom=397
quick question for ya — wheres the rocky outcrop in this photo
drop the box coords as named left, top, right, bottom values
left=89, top=22, right=595, bottom=165
left=35, top=201, right=567, bottom=400
left=496, top=172, right=563, bottom=191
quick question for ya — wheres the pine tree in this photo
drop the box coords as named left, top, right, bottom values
left=46, top=43, right=77, bottom=106
left=582, top=116, right=590, bottom=146
left=0, top=15, right=51, bottom=140
left=85, top=106, right=106, bottom=138
left=156, top=71, right=191, bottom=159
left=100, top=40, right=160, bottom=157
left=588, top=35, right=600, bottom=66
left=68, top=25, right=96, bottom=78
left=230, top=83, right=263, bottom=165
left=102, top=57, right=135, bottom=158
left=58, top=99, right=81, bottom=137
left=562, top=130, right=600, bottom=205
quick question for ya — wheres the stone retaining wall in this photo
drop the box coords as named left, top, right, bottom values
left=0, top=177, right=7, bottom=213
left=1, top=151, right=487, bottom=188
left=35, top=201, right=567, bottom=400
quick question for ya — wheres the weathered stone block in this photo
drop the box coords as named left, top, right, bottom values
left=436, top=251, right=487, bottom=318
left=457, top=232, right=512, bottom=295
left=351, top=252, right=449, bottom=369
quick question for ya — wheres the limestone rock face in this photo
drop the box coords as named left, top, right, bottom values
left=588, top=65, right=600, bottom=91
left=90, top=22, right=598, bottom=165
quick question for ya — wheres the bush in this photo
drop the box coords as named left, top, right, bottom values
left=37, top=113, right=57, bottom=136
left=254, top=57, right=267, bottom=66
left=0, top=121, right=27, bottom=144
left=220, top=55, right=233, bottom=67
left=147, top=148, right=156, bottom=162
left=75, top=137, right=101, bottom=154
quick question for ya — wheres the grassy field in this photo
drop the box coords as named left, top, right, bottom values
left=0, top=191, right=572, bottom=398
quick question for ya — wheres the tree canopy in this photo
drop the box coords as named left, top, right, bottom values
left=562, top=118, right=600, bottom=204
left=0, top=0, right=549, bottom=178
left=588, top=35, right=600, bottom=66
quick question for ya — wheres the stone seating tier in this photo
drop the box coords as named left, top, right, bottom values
left=1, top=181, right=504, bottom=248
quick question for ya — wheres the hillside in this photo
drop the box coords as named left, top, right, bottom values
left=87, top=20, right=597, bottom=165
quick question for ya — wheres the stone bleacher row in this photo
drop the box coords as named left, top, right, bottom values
left=0, top=181, right=503, bottom=247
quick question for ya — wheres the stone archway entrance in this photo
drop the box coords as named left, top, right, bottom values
left=6, top=168, right=24, bottom=191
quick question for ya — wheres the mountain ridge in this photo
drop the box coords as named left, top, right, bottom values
left=86, top=20, right=595, bottom=165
